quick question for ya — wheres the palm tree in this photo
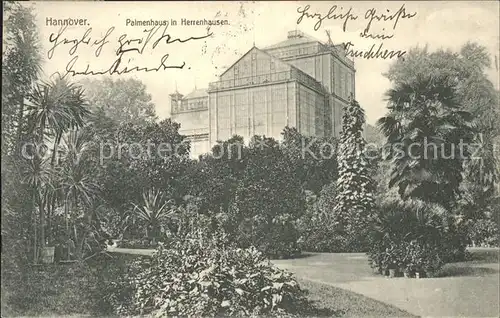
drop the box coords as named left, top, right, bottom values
left=25, top=78, right=90, bottom=249
left=2, top=2, right=43, bottom=150
left=26, top=78, right=89, bottom=157
left=58, top=129, right=99, bottom=259
left=377, top=74, right=475, bottom=209
left=132, top=189, right=176, bottom=242
left=23, top=154, right=54, bottom=261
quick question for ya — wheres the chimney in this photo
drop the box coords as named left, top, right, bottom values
left=287, top=30, right=304, bottom=39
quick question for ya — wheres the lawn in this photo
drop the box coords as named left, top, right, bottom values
left=299, top=279, right=417, bottom=317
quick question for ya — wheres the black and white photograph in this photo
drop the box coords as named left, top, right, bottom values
left=2, top=1, right=499, bottom=317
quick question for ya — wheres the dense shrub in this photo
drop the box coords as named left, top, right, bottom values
left=367, top=199, right=463, bottom=276
left=439, top=216, right=470, bottom=262
left=92, top=253, right=150, bottom=315
left=297, top=186, right=369, bottom=253
left=297, top=189, right=345, bottom=253
left=233, top=137, right=305, bottom=258
left=112, top=232, right=313, bottom=317
left=468, top=218, right=499, bottom=247
left=298, top=223, right=347, bottom=253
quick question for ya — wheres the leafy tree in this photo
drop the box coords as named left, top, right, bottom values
left=377, top=74, right=475, bottom=210
left=334, top=97, right=375, bottom=249
left=69, top=78, right=163, bottom=232
left=93, top=119, right=190, bottom=238
left=79, top=77, right=158, bottom=125
left=234, top=136, right=305, bottom=257
left=281, top=126, right=338, bottom=194
left=182, top=135, right=248, bottom=216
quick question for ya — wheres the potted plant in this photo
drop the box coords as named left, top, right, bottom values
left=40, top=246, right=56, bottom=264
left=403, top=241, right=417, bottom=278
left=386, top=254, right=398, bottom=278
left=386, top=244, right=401, bottom=278
left=388, top=254, right=399, bottom=278
left=388, top=266, right=397, bottom=278
left=403, top=252, right=415, bottom=278
left=379, top=251, right=390, bottom=276
left=414, top=248, right=424, bottom=278
left=369, top=252, right=384, bottom=275
left=415, top=270, right=427, bottom=279
left=403, top=266, right=413, bottom=278
left=397, top=244, right=409, bottom=277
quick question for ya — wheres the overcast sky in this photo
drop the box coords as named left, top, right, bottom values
left=31, top=1, right=499, bottom=125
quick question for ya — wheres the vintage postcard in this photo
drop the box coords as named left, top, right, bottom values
left=2, top=1, right=499, bottom=317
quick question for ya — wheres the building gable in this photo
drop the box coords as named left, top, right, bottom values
left=219, top=47, right=292, bottom=82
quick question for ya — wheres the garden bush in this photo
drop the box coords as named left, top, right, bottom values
left=297, top=187, right=369, bottom=253
left=367, top=199, right=461, bottom=276
left=298, top=222, right=347, bottom=253
left=91, top=253, right=150, bottom=315
left=111, top=231, right=313, bottom=317
left=231, top=137, right=305, bottom=259
left=439, top=216, right=471, bottom=262
left=296, top=203, right=348, bottom=253
left=468, top=218, right=499, bottom=247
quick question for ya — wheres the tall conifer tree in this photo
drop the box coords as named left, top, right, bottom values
left=334, top=95, right=375, bottom=247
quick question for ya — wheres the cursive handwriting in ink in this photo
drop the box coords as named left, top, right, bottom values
left=50, top=24, right=212, bottom=78
left=364, top=4, right=417, bottom=35
left=117, top=25, right=213, bottom=55
left=344, top=41, right=406, bottom=60
left=152, top=26, right=213, bottom=49
left=296, top=4, right=358, bottom=31
left=359, top=28, right=394, bottom=40
left=64, top=54, right=185, bottom=77
left=48, top=25, right=115, bottom=59
left=117, top=26, right=165, bottom=55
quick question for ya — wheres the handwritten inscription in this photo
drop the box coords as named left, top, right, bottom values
left=296, top=5, right=358, bottom=32
left=47, top=24, right=213, bottom=77
left=296, top=4, right=417, bottom=59
left=48, top=25, right=114, bottom=58
left=344, top=42, right=405, bottom=59
left=363, top=6, right=417, bottom=37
